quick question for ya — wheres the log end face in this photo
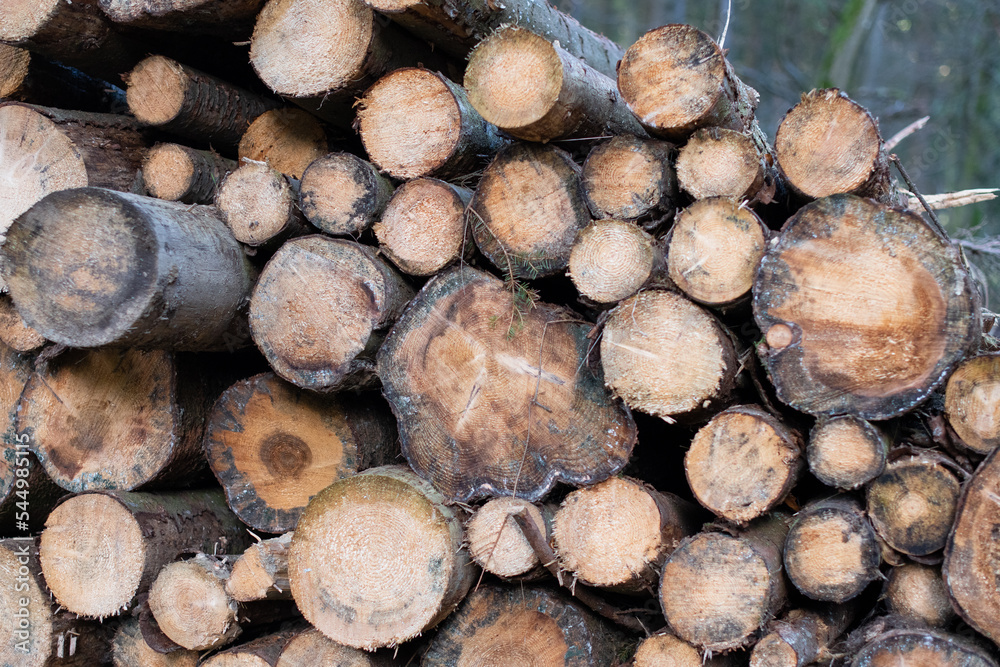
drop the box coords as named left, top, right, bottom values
left=750, top=633, right=798, bottom=667
left=277, top=628, right=385, bottom=666
left=143, top=144, right=196, bottom=201
left=374, top=178, right=466, bottom=276
left=299, top=152, right=384, bottom=235
left=0, top=543, right=53, bottom=666
left=0, top=45, right=31, bottom=97
left=582, top=135, right=672, bottom=220
left=215, top=163, right=295, bottom=245
left=568, top=219, right=655, bottom=303
left=0, top=0, right=63, bottom=42
left=676, top=128, right=762, bottom=200
left=466, top=497, right=543, bottom=578
left=126, top=56, right=186, bottom=126
left=784, top=508, right=880, bottom=602
left=808, top=416, right=887, bottom=489
left=148, top=560, right=235, bottom=651
left=239, top=108, right=328, bottom=180
left=633, top=633, right=704, bottom=667
left=945, top=353, right=1000, bottom=455
left=885, top=563, right=955, bottom=627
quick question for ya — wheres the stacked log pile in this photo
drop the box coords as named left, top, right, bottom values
left=1, top=1, right=999, bottom=665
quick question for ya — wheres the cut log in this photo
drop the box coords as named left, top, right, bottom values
left=852, top=628, right=998, bottom=667
left=204, top=372, right=398, bottom=533
left=298, top=152, right=394, bottom=237
left=749, top=603, right=857, bottom=667
left=214, top=162, right=310, bottom=249
left=99, top=0, right=265, bottom=35
left=600, top=289, right=740, bottom=423
left=373, top=178, right=472, bottom=276
left=17, top=348, right=221, bottom=492
left=143, top=143, right=237, bottom=204
left=2, top=188, right=256, bottom=350
left=676, top=127, right=773, bottom=202
left=357, top=67, right=507, bottom=179
left=633, top=632, right=740, bottom=667
left=464, top=26, right=643, bottom=143
left=807, top=416, right=889, bottom=490
left=659, top=513, right=791, bottom=652
left=775, top=89, right=896, bottom=203
left=360, top=0, right=623, bottom=77
left=666, top=197, right=769, bottom=308
left=148, top=554, right=239, bottom=650
left=618, top=24, right=764, bottom=143
left=884, top=563, right=955, bottom=627
left=201, top=631, right=296, bottom=667
left=943, top=445, right=1000, bottom=645
left=944, top=352, right=1000, bottom=455
left=249, top=236, right=413, bottom=392
left=465, top=498, right=552, bottom=580
left=685, top=405, right=803, bottom=524
left=552, top=476, right=699, bottom=593
left=227, top=532, right=292, bottom=602
left=753, top=193, right=980, bottom=419
left=468, top=142, right=590, bottom=279
left=377, top=265, right=637, bottom=502
left=249, top=0, right=452, bottom=125
left=288, top=465, right=473, bottom=650
left=112, top=616, right=200, bottom=667
left=581, top=135, right=676, bottom=225
left=783, top=496, right=880, bottom=602
left=867, top=451, right=961, bottom=557
left=0, top=294, right=45, bottom=353
left=567, top=218, right=664, bottom=304
left=0, top=45, right=127, bottom=113
left=277, top=628, right=392, bottom=667
left=126, top=55, right=280, bottom=152
left=238, top=108, right=328, bottom=180
left=38, top=489, right=250, bottom=619
left=421, top=584, right=625, bottom=666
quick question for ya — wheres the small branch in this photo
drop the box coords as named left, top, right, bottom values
left=884, top=116, right=930, bottom=151
left=903, top=188, right=998, bottom=211
left=890, top=154, right=947, bottom=238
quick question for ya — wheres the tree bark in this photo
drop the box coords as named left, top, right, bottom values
left=581, top=135, right=676, bottom=226
left=750, top=603, right=858, bottom=667
left=3, top=188, right=256, bottom=350
left=464, top=26, right=643, bottom=143
left=204, top=372, right=398, bottom=533
left=276, top=628, right=393, bottom=667
left=200, top=631, right=297, bottom=667
left=377, top=265, right=637, bottom=503
left=884, top=563, right=955, bottom=628
left=0, top=45, right=127, bottom=113
left=143, top=143, right=237, bottom=204
left=238, top=108, right=328, bottom=180
left=567, top=218, right=666, bottom=304
left=112, top=616, right=200, bottom=667
left=677, top=126, right=775, bottom=203
left=288, top=465, right=473, bottom=650
left=99, top=0, right=266, bottom=35
left=806, top=416, right=889, bottom=490
left=753, top=193, right=981, bottom=419
left=214, top=161, right=311, bottom=249
left=944, top=352, right=1000, bottom=455
left=465, top=498, right=553, bottom=580
left=852, top=628, right=998, bottom=667
left=298, top=152, right=394, bottom=237
left=226, top=532, right=292, bottom=602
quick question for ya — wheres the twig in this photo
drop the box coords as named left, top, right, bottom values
left=884, top=116, right=929, bottom=151
left=890, top=154, right=948, bottom=238
left=902, top=188, right=998, bottom=211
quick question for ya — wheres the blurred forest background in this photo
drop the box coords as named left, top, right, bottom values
left=559, top=0, right=1000, bottom=308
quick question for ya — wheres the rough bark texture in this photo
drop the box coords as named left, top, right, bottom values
left=288, top=465, right=473, bottom=650
left=143, top=143, right=237, bottom=204
left=249, top=236, right=414, bottom=392
left=200, top=631, right=297, bottom=667
left=357, top=67, right=508, bottom=180
left=852, top=628, right=998, bottom=667
left=226, top=532, right=292, bottom=602
left=884, top=563, right=955, bottom=628
left=807, top=416, right=889, bottom=490
left=0, top=45, right=127, bottom=113
left=99, top=0, right=265, bottom=35
left=464, top=26, right=643, bottom=142
left=677, top=126, right=774, bottom=202
left=3, top=188, right=256, bottom=350
left=944, top=352, right=1000, bottom=455
left=377, top=265, right=637, bottom=502
left=754, top=194, right=980, bottom=419
left=112, top=616, right=200, bottom=667
left=214, top=161, right=310, bottom=249
left=581, top=135, right=677, bottom=225
left=204, top=372, right=398, bottom=533
left=750, top=603, right=857, bottom=667
left=298, top=152, right=394, bottom=236
left=567, top=219, right=665, bottom=304
left=38, top=489, right=250, bottom=619
left=238, top=108, right=328, bottom=180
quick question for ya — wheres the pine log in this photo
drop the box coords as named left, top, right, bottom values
left=666, top=197, right=769, bottom=308
left=469, top=142, right=590, bottom=279
left=633, top=632, right=741, bottom=667
left=226, top=532, right=292, bottom=602
left=807, top=416, right=889, bottom=490
left=112, top=616, right=199, bottom=667
left=143, top=143, right=237, bottom=204
left=552, top=476, right=699, bottom=593
left=783, top=496, right=880, bottom=602
left=373, top=178, right=472, bottom=276
left=676, top=127, right=773, bottom=202
left=464, top=26, right=643, bottom=143
left=753, top=194, right=980, bottom=419
left=249, top=0, right=452, bottom=125
left=775, top=89, right=897, bottom=203
left=659, top=513, right=791, bottom=652
left=360, top=0, right=622, bottom=77
left=465, top=498, right=552, bottom=580
left=204, top=372, right=398, bottom=533
left=685, top=405, right=803, bottom=524
left=201, top=631, right=296, bottom=667
left=884, top=563, right=955, bottom=628
left=749, top=603, right=857, bottom=667
left=618, top=24, right=765, bottom=143
left=357, top=67, right=507, bottom=180
left=99, top=0, right=265, bottom=35
left=581, top=135, right=676, bottom=225
left=0, top=45, right=127, bottom=113
left=0, top=295, right=45, bottom=353
left=2, top=188, right=256, bottom=350
left=238, top=108, right=328, bottom=180
left=249, top=236, right=413, bottom=392
left=421, top=584, right=625, bottom=666
left=288, top=465, right=473, bottom=650
left=867, top=451, right=961, bottom=557
left=148, top=553, right=240, bottom=650
left=852, top=628, right=998, bottom=667
left=377, top=265, right=637, bottom=502
left=126, top=55, right=280, bottom=151
left=38, top=489, right=250, bottom=619
left=567, top=218, right=664, bottom=304
left=276, top=628, right=392, bottom=667
left=943, top=445, right=1000, bottom=645
left=600, top=289, right=739, bottom=423
left=0, top=0, right=140, bottom=81
left=298, top=152, right=394, bottom=236
left=944, top=352, right=1000, bottom=455
left=214, top=162, right=310, bottom=249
